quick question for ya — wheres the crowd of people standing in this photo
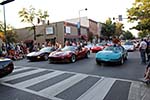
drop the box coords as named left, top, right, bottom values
left=139, top=37, right=150, bottom=64
left=0, top=40, right=88, bottom=60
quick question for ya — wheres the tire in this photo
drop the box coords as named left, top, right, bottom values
left=70, top=54, right=76, bottom=63
left=96, top=60, right=101, bottom=65
left=124, top=55, right=128, bottom=60
left=49, top=59, right=52, bottom=64
left=119, top=58, right=124, bottom=65
left=44, top=54, right=48, bottom=60
left=85, top=51, right=90, bottom=58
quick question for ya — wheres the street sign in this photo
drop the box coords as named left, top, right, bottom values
left=118, top=15, right=122, bottom=21
left=77, top=22, right=80, bottom=29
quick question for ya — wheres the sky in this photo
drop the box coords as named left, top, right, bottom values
left=0, top=0, right=138, bottom=36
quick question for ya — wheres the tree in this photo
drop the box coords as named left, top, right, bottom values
left=0, top=20, right=17, bottom=43
left=127, top=0, right=150, bottom=37
left=115, top=22, right=124, bottom=37
left=123, top=30, right=134, bottom=40
left=18, top=6, right=49, bottom=41
left=101, top=18, right=116, bottom=38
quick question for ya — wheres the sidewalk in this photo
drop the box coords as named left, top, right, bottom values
left=128, top=81, right=150, bottom=100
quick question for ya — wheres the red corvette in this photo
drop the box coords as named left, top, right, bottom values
left=91, top=43, right=107, bottom=53
left=48, top=46, right=90, bottom=63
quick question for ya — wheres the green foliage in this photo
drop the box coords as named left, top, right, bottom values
left=101, top=18, right=124, bottom=38
left=138, top=30, right=149, bottom=38
left=123, top=30, right=134, bottom=39
left=18, top=5, right=49, bottom=25
left=127, top=0, right=150, bottom=36
left=0, top=21, right=18, bottom=43
left=18, top=5, right=49, bottom=40
left=101, top=18, right=116, bottom=38
left=115, top=22, right=124, bottom=37
left=6, top=30, right=18, bottom=43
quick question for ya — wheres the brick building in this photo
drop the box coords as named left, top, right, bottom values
left=15, top=21, right=88, bottom=46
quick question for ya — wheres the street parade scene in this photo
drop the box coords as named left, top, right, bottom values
left=0, top=0, right=150, bottom=100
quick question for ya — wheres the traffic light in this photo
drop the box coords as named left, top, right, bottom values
left=113, top=17, right=115, bottom=20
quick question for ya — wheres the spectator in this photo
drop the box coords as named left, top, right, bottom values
left=139, top=38, right=147, bottom=64
left=144, top=62, right=150, bottom=85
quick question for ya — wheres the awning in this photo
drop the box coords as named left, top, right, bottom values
left=64, top=34, right=80, bottom=39
left=24, top=40, right=33, bottom=43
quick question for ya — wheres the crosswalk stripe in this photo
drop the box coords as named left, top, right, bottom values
left=2, top=82, right=63, bottom=100
left=39, top=74, right=89, bottom=97
left=2, top=68, right=47, bottom=82
left=128, top=81, right=141, bottom=100
left=1, top=66, right=135, bottom=100
left=12, top=67, right=32, bottom=73
left=14, top=71, right=65, bottom=88
left=77, top=78, right=116, bottom=100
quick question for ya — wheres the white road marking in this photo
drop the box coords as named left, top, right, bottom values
left=14, top=71, right=65, bottom=88
left=2, top=68, right=47, bottom=82
left=39, top=74, right=88, bottom=97
left=77, top=78, right=116, bottom=100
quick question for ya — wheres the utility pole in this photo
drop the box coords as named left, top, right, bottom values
left=0, top=0, right=15, bottom=46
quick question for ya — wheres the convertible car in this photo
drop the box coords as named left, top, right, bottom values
left=95, top=45, right=128, bottom=65
left=91, top=42, right=107, bottom=53
left=26, top=47, right=55, bottom=61
left=48, top=46, right=90, bottom=63
left=122, top=41, right=135, bottom=52
left=0, top=58, right=14, bottom=78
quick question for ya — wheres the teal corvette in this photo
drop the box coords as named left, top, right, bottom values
left=96, top=45, right=128, bottom=65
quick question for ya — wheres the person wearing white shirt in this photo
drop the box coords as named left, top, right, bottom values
left=139, top=38, right=147, bottom=64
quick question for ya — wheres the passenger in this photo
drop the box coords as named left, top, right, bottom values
left=77, top=41, right=82, bottom=51
left=64, top=41, right=70, bottom=47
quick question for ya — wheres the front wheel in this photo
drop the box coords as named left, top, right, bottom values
left=119, top=58, right=124, bottom=65
left=85, top=51, right=90, bottom=58
left=96, top=60, right=101, bottom=65
left=44, top=54, right=48, bottom=60
left=70, top=55, right=76, bottom=63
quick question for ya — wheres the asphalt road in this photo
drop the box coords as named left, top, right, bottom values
left=14, top=50, right=146, bottom=81
left=0, top=50, right=147, bottom=100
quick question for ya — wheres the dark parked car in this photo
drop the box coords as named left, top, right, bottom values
left=26, top=47, right=55, bottom=61
left=48, top=46, right=90, bottom=63
left=0, top=58, right=14, bottom=78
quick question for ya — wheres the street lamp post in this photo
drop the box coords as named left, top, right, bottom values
left=78, top=8, right=87, bottom=36
left=0, top=0, right=15, bottom=45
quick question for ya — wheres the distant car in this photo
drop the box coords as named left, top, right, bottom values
left=122, top=41, right=135, bottom=52
left=0, top=58, right=14, bottom=78
left=91, top=43, right=107, bottom=53
left=26, top=47, right=55, bottom=61
left=96, top=45, right=128, bottom=65
left=84, top=43, right=94, bottom=50
left=48, top=46, right=90, bottom=63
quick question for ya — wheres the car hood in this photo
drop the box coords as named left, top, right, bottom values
left=123, top=45, right=134, bottom=49
left=0, top=58, right=12, bottom=69
left=27, top=51, right=44, bottom=56
left=92, top=46, right=103, bottom=49
left=96, top=51, right=121, bottom=58
left=49, top=51, right=71, bottom=57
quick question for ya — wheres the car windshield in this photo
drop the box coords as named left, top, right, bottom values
left=104, top=46, right=122, bottom=52
left=61, top=46, right=76, bottom=51
left=40, top=47, right=53, bottom=52
left=124, top=42, right=133, bottom=45
left=96, top=43, right=105, bottom=46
